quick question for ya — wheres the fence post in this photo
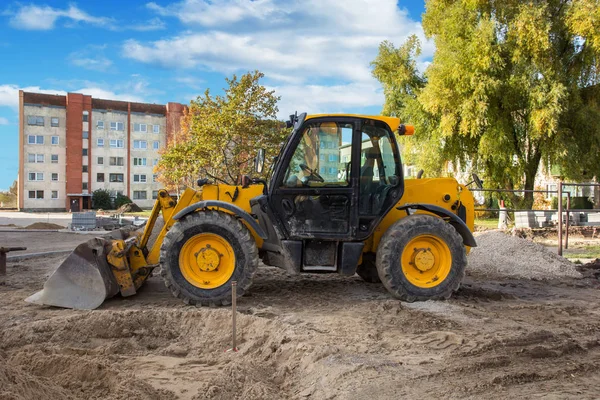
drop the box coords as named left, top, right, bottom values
left=558, top=181, right=563, bottom=256
left=565, top=192, right=570, bottom=250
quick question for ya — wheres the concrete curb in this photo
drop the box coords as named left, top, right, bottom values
left=7, top=250, right=72, bottom=261
left=0, top=229, right=61, bottom=233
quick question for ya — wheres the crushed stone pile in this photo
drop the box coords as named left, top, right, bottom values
left=22, top=222, right=65, bottom=230
left=116, top=203, right=143, bottom=213
left=468, top=231, right=582, bottom=280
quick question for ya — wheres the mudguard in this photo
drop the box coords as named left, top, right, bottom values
left=173, top=200, right=268, bottom=239
left=397, top=203, right=477, bottom=247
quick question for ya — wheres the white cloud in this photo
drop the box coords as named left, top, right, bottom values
left=128, top=0, right=433, bottom=113
left=0, top=117, right=9, bottom=125
left=174, top=76, right=204, bottom=90
left=71, top=57, right=113, bottom=71
left=271, top=82, right=384, bottom=119
left=75, top=87, right=145, bottom=103
left=8, top=4, right=113, bottom=30
left=0, top=85, right=67, bottom=108
left=130, top=17, right=166, bottom=32
left=0, top=84, right=145, bottom=109
left=6, top=4, right=165, bottom=32
left=68, top=45, right=113, bottom=72
left=146, top=0, right=280, bottom=27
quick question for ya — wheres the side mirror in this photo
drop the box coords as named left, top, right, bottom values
left=255, top=149, right=265, bottom=174
left=472, top=173, right=484, bottom=189
left=466, top=173, right=484, bottom=189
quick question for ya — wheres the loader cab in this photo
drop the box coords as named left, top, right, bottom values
left=268, top=115, right=404, bottom=243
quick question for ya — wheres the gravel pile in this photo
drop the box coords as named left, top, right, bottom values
left=468, top=231, right=581, bottom=280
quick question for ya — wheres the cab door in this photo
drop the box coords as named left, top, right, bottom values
left=269, top=117, right=359, bottom=240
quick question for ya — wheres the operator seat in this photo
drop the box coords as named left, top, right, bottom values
left=359, top=147, right=379, bottom=214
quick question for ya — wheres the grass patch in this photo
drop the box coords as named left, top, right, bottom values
left=563, top=245, right=600, bottom=260
left=123, top=210, right=153, bottom=218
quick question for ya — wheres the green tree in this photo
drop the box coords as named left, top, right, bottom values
left=157, top=71, right=288, bottom=188
left=92, top=189, right=112, bottom=210
left=114, top=194, right=132, bottom=209
left=373, top=0, right=600, bottom=209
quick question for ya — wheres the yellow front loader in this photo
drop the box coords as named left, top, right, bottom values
left=27, top=113, right=477, bottom=310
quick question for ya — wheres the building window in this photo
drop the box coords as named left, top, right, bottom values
left=133, top=123, right=147, bottom=132
left=51, top=173, right=58, bottom=181
left=133, top=140, right=147, bottom=149
left=51, top=136, right=59, bottom=145
left=28, top=135, right=44, bottom=145
left=97, top=138, right=104, bottom=147
left=51, top=154, right=58, bottom=163
left=152, top=190, right=158, bottom=199
left=153, top=141, right=159, bottom=150
left=82, top=165, right=88, bottom=173
left=83, top=111, right=89, bottom=122
left=110, top=139, right=124, bottom=148
left=98, top=156, right=104, bottom=165
left=27, top=116, right=44, bottom=126
left=82, top=148, right=88, bottom=156
left=109, top=173, right=124, bottom=183
left=133, top=191, right=147, bottom=200
left=152, top=159, right=158, bottom=166
left=97, top=121, right=104, bottom=130
left=83, top=131, right=89, bottom=139
left=133, top=157, right=147, bottom=166
left=82, top=182, right=88, bottom=190
left=27, top=153, right=44, bottom=163
left=153, top=125, right=160, bottom=134
left=110, top=122, right=124, bottom=131
left=152, top=174, right=158, bottom=182
left=28, top=172, right=43, bottom=181
left=109, top=157, right=124, bottom=166
left=28, top=190, right=44, bottom=199
left=133, top=174, right=147, bottom=183
left=329, top=154, right=337, bottom=162
left=51, top=117, right=59, bottom=127
left=51, top=191, right=58, bottom=199
left=97, top=173, right=105, bottom=182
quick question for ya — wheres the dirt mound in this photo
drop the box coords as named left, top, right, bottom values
left=22, top=222, right=65, bottom=230
left=116, top=203, right=143, bottom=213
left=0, top=354, right=72, bottom=400
left=468, top=231, right=582, bottom=280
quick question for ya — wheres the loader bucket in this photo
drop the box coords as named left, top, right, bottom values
left=25, top=237, right=121, bottom=310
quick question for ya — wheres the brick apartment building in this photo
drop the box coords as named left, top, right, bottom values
left=18, top=91, right=185, bottom=211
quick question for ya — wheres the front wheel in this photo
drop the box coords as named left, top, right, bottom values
left=376, top=214, right=466, bottom=302
left=160, top=211, right=258, bottom=306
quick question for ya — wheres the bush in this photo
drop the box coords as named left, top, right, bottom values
left=114, top=193, right=133, bottom=209
left=92, top=189, right=113, bottom=210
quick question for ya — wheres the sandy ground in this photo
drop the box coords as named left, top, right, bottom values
left=0, top=231, right=110, bottom=255
left=1, top=231, right=600, bottom=399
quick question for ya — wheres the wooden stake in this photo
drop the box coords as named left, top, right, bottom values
left=231, top=281, right=237, bottom=351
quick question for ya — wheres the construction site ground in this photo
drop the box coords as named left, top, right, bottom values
left=1, top=230, right=600, bottom=400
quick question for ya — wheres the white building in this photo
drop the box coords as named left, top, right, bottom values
left=18, top=91, right=185, bottom=211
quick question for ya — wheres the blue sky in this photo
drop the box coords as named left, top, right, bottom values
left=0, top=0, right=429, bottom=190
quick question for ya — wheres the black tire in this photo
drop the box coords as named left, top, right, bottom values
left=376, top=214, right=466, bottom=302
left=160, top=211, right=258, bottom=306
left=356, top=254, right=381, bottom=283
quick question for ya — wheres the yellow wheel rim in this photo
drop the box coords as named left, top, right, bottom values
left=179, top=233, right=236, bottom=289
left=401, top=234, right=452, bottom=288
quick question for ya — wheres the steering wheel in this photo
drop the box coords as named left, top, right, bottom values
left=299, top=163, right=325, bottom=183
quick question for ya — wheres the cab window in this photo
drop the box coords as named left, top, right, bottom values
left=282, top=121, right=353, bottom=188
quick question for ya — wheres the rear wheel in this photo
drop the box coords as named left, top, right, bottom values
left=376, top=214, right=466, bottom=302
left=160, top=211, right=258, bottom=306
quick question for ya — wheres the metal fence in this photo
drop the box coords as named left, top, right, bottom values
left=470, top=182, right=600, bottom=256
